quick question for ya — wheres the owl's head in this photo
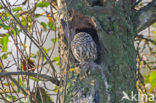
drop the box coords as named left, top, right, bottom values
left=60, top=9, right=101, bottom=64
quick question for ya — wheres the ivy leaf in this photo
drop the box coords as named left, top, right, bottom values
left=12, top=7, right=22, bottom=12
left=36, top=1, right=49, bottom=8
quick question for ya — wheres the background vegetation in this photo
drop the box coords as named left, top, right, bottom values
left=0, top=0, right=155, bottom=103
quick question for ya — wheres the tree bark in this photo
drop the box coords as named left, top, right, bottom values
left=56, top=0, right=141, bottom=103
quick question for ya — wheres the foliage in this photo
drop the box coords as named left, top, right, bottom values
left=0, top=0, right=155, bottom=103
left=0, top=0, right=58, bottom=102
left=135, top=21, right=156, bottom=102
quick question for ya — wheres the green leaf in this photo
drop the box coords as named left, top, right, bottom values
left=36, top=1, right=49, bottom=8
left=40, top=22, right=47, bottom=30
left=51, top=38, right=58, bottom=43
left=12, top=7, right=22, bottom=12
left=152, top=22, right=156, bottom=27
left=77, top=2, right=83, bottom=9
left=0, top=5, right=2, bottom=9
left=43, top=47, right=51, bottom=53
left=18, top=77, right=26, bottom=89
left=0, top=23, right=10, bottom=30
left=28, top=16, right=31, bottom=22
left=21, top=16, right=26, bottom=26
left=4, top=12, right=10, bottom=18
left=10, top=81, right=15, bottom=87
left=1, top=52, right=12, bottom=59
left=18, top=77, right=22, bottom=85
left=48, top=22, right=55, bottom=31
left=54, top=85, right=59, bottom=93
left=152, top=31, right=156, bottom=34
left=149, top=71, right=156, bottom=91
left=53, top=56, right=60, bottom=66
left=14, top=13, right=20, bottom=18
left=34, top=14, right=41, bottom=18
left=30, top=53, right=37, bottom=58
left=0, top=20, right=10, bottom=30
left=0, top=34, right=9, bottom=52
left=53, top=56, right=60, bottom=62
left=11, top=29, right=16, bottom=36
left=7, top=95, right=17, bottom=101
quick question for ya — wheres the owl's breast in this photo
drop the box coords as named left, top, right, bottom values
left=71, top=32, right=97, bottom=63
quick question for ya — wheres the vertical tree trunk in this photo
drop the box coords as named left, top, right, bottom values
left=57, top=0, right=138, bottom=103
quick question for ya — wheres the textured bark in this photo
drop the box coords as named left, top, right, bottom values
left=57, top=0, right=138, bottom=103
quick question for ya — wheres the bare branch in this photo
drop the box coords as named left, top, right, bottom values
left=0, top=0, right=57, bottom=78
left=0, top=72, right=60, bottom=86
left=136, top=35, right=156, bottom=45
left=0, top=57, right=28, bottom=96
left=136, top=0, right=156, bottom=33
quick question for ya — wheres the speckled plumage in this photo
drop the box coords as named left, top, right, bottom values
left=71, top=32, right=97, bottom=63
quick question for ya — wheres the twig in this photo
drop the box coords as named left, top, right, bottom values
left=136, top=35, right=156, bottom=45
left=1, top=0, right=57, bottom=78
left=0, top=93, right=12, bottom=103
left=0, top=72, right=60, bottom=86
left=0, top=57, right=28, bottom=96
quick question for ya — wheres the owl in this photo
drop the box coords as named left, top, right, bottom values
left=71, top=32, right=97, bottom=63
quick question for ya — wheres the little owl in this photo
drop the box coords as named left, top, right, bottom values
left=71, top=32, right=97, bottom=64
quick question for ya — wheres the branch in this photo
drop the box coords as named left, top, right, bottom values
left=49, top=0, right=57, bottom=10
left=136, top=0, right=156, bottom=33
left=0, top=0, right=57, bottom=78
left=0, top=58, right=28, bottom=96
left=0, top=72, right=60, bottom=86
left=8, top=76, right=28, bottom=96
left=136, top=35, right=156, bottom=45
left=131, top=0, right=142, bottom=9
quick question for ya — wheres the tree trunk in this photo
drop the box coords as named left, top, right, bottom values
left=57, top=0, right=138, bottom=103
